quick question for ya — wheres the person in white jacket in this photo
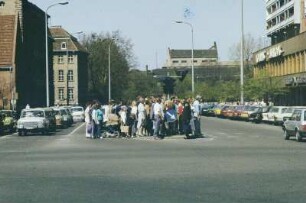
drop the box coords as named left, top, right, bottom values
left=137, top=98, right=145, bottom=136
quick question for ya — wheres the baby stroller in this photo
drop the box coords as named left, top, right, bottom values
left=101, top=113, right=120, bottom=138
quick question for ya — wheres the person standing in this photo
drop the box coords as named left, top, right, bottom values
left=137, top=97, right=145, bottom=136
left=95, top=104, right=104, bottom=138
left=130, top=100, right=138, bottom=137
left=85, top=101, right=93, bottom=138
left=91, top=102, right=99, bottom=139
left=182, top=98, right=192, bottom=139
left=192, top=95, right=202, bottom=137
left=153, top=98, right=163, bottom=139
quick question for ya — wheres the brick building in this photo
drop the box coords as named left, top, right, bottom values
left=0, top=0, right=51, bottom=110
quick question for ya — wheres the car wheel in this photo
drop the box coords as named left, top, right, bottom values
left=283, top=130, right=290, bottom=140
left=296, top=131, right=302, bottom=142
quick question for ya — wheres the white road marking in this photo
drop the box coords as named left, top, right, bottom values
left=67, top=122, right=85, bottom=136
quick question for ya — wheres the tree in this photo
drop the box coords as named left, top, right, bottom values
left=122, top=70, right=163, bottom=100
left=244, top=69, right=287, bottom=103
left=81, top=31, right=136, bottom=102
left=228, top=33, right=262, bottom=78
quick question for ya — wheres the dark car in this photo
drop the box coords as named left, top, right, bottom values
left=249, top=106, right=271, bottom=123
left=0, top=110, right=17, bottom=133
left=0, top=113, right=4, bottom=135
left=201, top=104, right=215, bottom=116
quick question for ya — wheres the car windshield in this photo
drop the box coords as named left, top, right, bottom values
left=21, top=110, right=44, bottom=118
left=71, top=107, right=83, bottom=112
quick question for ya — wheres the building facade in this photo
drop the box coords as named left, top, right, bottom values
left=0, top=0, right=50, bottom=110
left=50, top=26, right=88, bottom=106
left=253, top=0, right=306, bottom=105
left=164, top=42, right=218, bottom=69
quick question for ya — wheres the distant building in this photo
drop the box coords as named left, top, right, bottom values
left=164, top=42, right=218, bottom=69
left=0, top=0, right=50, bottom=110
left=50, top=26, right=89, bottom=106
left=253, top=0, right=306, bottom=105
left=160, top=42, right=239, bottom=82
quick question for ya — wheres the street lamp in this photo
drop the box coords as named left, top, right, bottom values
left=45, top=1, right=68, bottom=107
left=240, top=0, right=244, bottom=105
left=175, top=21, right=194, bottom=95
left=108, top=37, right=116, bottom=101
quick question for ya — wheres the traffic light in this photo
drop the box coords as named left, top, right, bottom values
left=175, top=69, right=188, bottom=81
left=161, top=77, right=175, bottom=95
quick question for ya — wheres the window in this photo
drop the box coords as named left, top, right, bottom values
left=172, top=60, right=179, bottom=63
left=61, top=42, right=67, bottom=50
left=58, top=88, right=64, bottom=100
left=68, top=88, right=74, bottom=100
left=181, top=60, right=187, bottom=63
left=68, top=70, right=73, bottom=81
left=58, top=70, right=64, bottom=81
left=57, top=55, right=64, bottom=64
left=68, top=55, right=74, bottom=63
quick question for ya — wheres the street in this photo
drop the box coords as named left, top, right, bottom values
left=0, top=118, right=306, bottom=203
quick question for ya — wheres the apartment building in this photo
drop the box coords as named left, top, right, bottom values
left=50, top=26, right=88, bottom=106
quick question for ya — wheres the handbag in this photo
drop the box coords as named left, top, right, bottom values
left=87, top=123, right=93, bottom=134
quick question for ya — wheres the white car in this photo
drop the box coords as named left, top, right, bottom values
left=283, top=108, right=306, bottom=142
left=17, top=108, right=51, bottom=136
left=282, top=106, right=306, bottom=123
left=71, top=106, right=85, bottom=122
left=265, top=106, right=288, bottom=125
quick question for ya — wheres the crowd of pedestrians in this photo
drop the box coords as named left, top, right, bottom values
left=84, top=95, right=203, bottom=140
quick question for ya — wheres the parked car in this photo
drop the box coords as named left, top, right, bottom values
left=52, top=108, right=69, bottom=128
left=61, top=107, right=73, bottom=126
left=0, top=113, right=4, bottom=135
left=232, top=105, right=244, bottom=120
left=249, top=106, right=271, bottom=123
left=240, top=106, right=260, bottom=121
left=0, top=110, right=17, bottom=133
left=17, top=108, right=52, bottom=136
left=71, top=106, right=85, bottom=121
left=283, top=108, right=306, bottom=142
left=219, top=105, right=231, bottom=118
left=282, top=106, right=306, bottom=124
left=213, top=104, right=224, bottom=117
left=266, top=106, right=288, bottom=125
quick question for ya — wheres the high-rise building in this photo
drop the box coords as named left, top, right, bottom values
left=266, top=0, right=306, bottom=44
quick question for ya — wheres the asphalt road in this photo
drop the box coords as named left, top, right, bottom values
left=0, top=118, right=306, bottom=203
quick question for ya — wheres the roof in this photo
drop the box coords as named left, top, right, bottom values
left=49, top=26, right=87, bottom=53
left=169, top=48, right=218, bottom=59
left=0, top=15, right=16, bottom=67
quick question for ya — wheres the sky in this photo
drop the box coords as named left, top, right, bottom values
left=30, top=0, right=266, bottom=70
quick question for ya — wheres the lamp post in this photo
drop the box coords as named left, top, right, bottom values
left=108, top=38, right=116, bottom=101
left=240, top=0, right=244, bottom=105
left=175, top=21, right=194, bottom=95
left=45, top=2, right=68, bottom=107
